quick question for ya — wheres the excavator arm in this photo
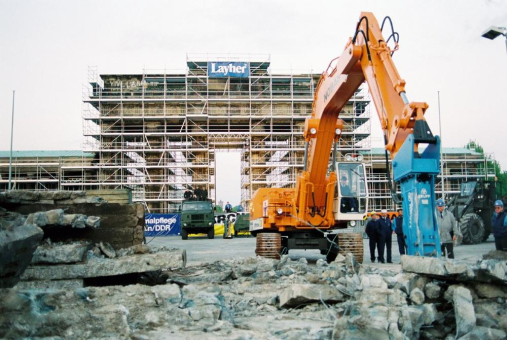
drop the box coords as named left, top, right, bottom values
left=250, top=12, right=441, bottom=258
left=310, top=12, right=441, bottom=256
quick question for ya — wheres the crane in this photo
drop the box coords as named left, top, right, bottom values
left=250, top=12, right=442, bottom=261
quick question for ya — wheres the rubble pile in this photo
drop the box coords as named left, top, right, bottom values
left=1, top=251, right=506, bottom=339
left=0, top=204, right=101, bottom=289
left=0, top=190, right=146, bottom=251
left=0, top=190, right=146, bottom=290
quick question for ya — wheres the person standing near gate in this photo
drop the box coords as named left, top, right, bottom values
left=225, top=201, right=233, bottom=213
left=365, top=211, right=380, bottom=263
left=436, top=198, right=458, bottom=258
left=393, top=208, right=406, bottom=256
left=378, top=209, right=393, bottom=263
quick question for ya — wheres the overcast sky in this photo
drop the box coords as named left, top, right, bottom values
left=1, top=0, right=506, bottom=205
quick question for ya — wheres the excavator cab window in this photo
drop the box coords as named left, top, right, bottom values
left=336, top=162, right=367, bottom=215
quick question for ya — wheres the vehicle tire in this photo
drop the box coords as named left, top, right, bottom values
left=234, top=229, right=238, bottom=237
left=181, top=229, right=188, bottom=240
left=208, top=228, right=215, bottom=239
left=460, top=213, right=485, bottom=244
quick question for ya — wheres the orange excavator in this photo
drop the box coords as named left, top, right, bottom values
left=250, top=12, right=442, bottom=262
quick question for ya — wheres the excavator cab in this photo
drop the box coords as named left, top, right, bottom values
left=333, top=161, right=368, bottom=222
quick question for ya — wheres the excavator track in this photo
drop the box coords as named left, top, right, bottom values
left=255, top=233, right=282, bottom=259
left=337, top=233, right=364, bottom=263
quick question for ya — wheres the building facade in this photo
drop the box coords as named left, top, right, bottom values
left=79, top=54, right=371, bottom=213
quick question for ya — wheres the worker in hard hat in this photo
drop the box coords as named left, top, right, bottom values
left=378, top=209, right=392, bottom=263
left=393, top=208, right=406, bottom=256
left=492, top=200, right=507, bottom=251
left=365, top=211, right=380, bottom=263
left=436, top=198, right=459, bottom=259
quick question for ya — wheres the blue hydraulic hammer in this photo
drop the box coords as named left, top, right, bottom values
left=392, top=134, right=442, bottom=258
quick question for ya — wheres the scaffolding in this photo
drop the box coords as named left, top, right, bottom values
left=0, top=55, right=496, bottom=214
left=78, top=55, right=372, bottom=213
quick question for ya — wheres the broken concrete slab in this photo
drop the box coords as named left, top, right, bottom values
left=401, top=255, right=447, bottom=276
left=99, top=241, right=116, bottom=258
left=0, top=217, right=43, bottom=288
left=409, top=288, right=425, bottom=305
left=31, top=242, right=91, bottom=264
left=458, top=326, right=506, bottom=340
left=357, top=287, right=407, bottom=308
left=21, top=249, right=186, bottom=281
left=25, top=209, right=100, bottom=229
left=402, top=255, right=507, bottom=286
left=86, top=216, right=100, bottom=228
left=444, top=260, right=469, bottom=275
left=332, top=313, right=390, bottom=340
left=279, top=284, right=344, bottom=308
left=474, top=300, right=507, bottom=331
left=15, top=279, right=84, bottom=290
left=478, top=259, right=506, bottom=282
left=3, top=199, right=144, bottom=250
left=25, top=211, right=49, bottom=227
left=473, top=283, right=507, bottom=299
left=424, top=282, right=442, bottom=299
left=392, top=272, right=430, bottom=295
left=453, top=286, right=476, bottom=337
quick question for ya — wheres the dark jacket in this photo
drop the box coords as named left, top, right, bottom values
left=394, top=215, right=403, bottom=235
left=365, top=219, right=379, bottom=239
left=378, top=217, right=392, bottom=237
left=492, top=211, right=507, bottom=238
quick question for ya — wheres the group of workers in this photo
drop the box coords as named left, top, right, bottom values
left=365, top=198, right=507, bottom=263
left=184, top=187, right=208, bottom=201
left=365, top=209, right=400, bottom=263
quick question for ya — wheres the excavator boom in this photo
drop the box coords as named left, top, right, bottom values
left=313, top=12, right=442, bottom=256
left=250, top=12, right=441, bottom=259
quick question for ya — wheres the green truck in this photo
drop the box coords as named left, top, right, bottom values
left=180, top=200, right=215, bottom=240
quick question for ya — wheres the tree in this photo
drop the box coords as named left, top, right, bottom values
left=465, top=140, right=507, bottom=197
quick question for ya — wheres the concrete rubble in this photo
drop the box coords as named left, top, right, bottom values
left=0, top=190, right=103, bottom=205
left=0, top=202, right=101, bottom=289
left=17, top=243, right=186, bottom=289
left=25, top=209, right=101, bottom=229
left=0, top=208, right=43, bottom=288
left=0, top=190, right=145, bottom=250
left=1, top=249, right=506, bottom=339
left=0, top=189, right=147, bottom=293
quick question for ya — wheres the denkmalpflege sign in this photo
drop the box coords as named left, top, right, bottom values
left=145, top=213, right=181, bottom=236
left=208, top=61, right=250, bottom=78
